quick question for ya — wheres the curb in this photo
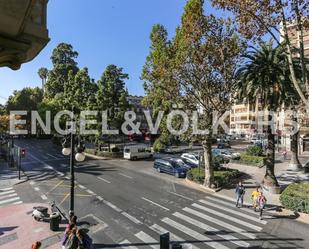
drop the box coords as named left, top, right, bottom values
left=84, top=153, right=110, bottom=160
left=184, top=178, right=218, bottom=193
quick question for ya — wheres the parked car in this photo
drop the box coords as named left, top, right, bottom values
left=180, top=153, right=199, bottom=167
left=164, top=146, right=185, bottom=154
left=153, top=158, right=188, bottom=178
left=124, top=144, right=152, bottom=160
left=215, top=149, right=240, bottom=160
left=212, top=149, right=230, bottom=162
left=217, top=142, right=231, bottom=149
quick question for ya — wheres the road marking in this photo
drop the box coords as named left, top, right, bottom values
left=103, top=200, right=122, bottom=212
left=46, top=153, right=59, bottom=159
left=0, top=187, right=13, bottom=191
left=213, top=193, right=251, bottom=206
left=162, top=217, right=229, bottom=249
left=98, top=177, right=111, bottom=184
left=78, top=184, right=86, bottom=189
left=150, top=223, right=199, bottom=249
left=167, top=191, right=193, bottom=201
left=12, top=201, right=23, bottom=205
left=59, top=193, right=70, bottom=205
left=118, top=173, right=133, bottom=179
left=174, top=212, right=250, bottom=248
left=122, top=212, right=142, bottom=225
left=56, top=171, right=65, bottom=176
left=34, top=187, right=40, bottom=191
left=199, top=199, right=267, bottom=224
left=86, top=189, right=95, bottom=195
left=141, top=197, right=170, bottom=211
left=0, top=193, right=17, bottom=200
left=192, top=203, right=262, bottom=231
left=46, top=180, right=64, bottom=194
left=30, top=181, right=35, bottom=185
left=0, top=190, right=15, bottom=196
left=41, top=195, right=48, bottom=200
left=65, top=176, right=70, bottom=180
left=0, top=197, right=20, bottom=205
left=183, top=207, right=256, bottom=239
left=120, top=240, right=138, bottom=249
left=135, top=231, right=159, bottom=249
left=97, top=196, right=104, bottom=201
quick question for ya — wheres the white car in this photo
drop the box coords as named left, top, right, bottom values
left=180, top=153, right=200, bottom=166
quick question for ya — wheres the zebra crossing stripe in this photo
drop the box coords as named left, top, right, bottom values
left=0, top=193, right=17, bottom=200
left=135, top=231, right=159, bottom=249
left=12, top=201, right=23, bottom=205
left=192, top=203, right=262, bottom=231
left=150, top=223, right=199, bottom=249
left=162, top=217, right=229, bottom=249
left=0, top=197, right=20, bottom=205
left=0, top=190, right=15, bottom=196
left=120, top=240, right=139, bottom=249
left=0, top=187, right=13, bottom=191
left=199, top=199, right=267, bottom=225
left=183, top=207, right=256, bottom=239
left=173, top=212, right=250, bottom=248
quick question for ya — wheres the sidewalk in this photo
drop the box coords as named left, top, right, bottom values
left=0, top=203, right=65, bottom=249
left=0, top=160, right=28, bottom=189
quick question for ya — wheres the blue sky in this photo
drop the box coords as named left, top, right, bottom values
left=0, top=0, right=225, bottom=104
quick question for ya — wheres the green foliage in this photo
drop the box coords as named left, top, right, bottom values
left=153, top=138, right=166, bottom=152
left=239, top=153, right=265, bottom=167
left=280, top=183, right=309, bottom=214
left=186, top=167, right=241, bottom=188
left=246, top=145, right=263, bottom=156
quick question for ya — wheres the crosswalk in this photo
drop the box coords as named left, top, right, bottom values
left=111, top=194, right=267, bottom=249
left=0, top=187, right=22, bottom=207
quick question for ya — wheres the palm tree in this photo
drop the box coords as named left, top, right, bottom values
left=237, top=41, right=299, bottom=189
left=38, top=67, right=49, bottom=91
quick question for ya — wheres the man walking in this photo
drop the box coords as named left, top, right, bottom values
left=235, top=181, right=246, bottom=208
left=258, top=191, right=267, bottom=220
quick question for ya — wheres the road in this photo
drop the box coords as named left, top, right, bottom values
left=2, top=138, right=308, bottom=249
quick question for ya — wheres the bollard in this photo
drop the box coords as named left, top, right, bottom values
left=160, top=232, right=169, bottom=249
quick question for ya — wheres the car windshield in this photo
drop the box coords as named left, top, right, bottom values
left=172, top=159, right=185, bottom=167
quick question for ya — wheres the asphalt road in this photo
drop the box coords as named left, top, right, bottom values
left=4, top=139, right=309, bottom=249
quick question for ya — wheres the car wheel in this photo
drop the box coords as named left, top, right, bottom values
left=157, top=167, right=161, bottom=173
left=175, top=172, right=180, bottom=178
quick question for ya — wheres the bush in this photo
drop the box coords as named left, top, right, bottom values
left=280, top=183, right=309, bottom=214
left=186, top=167, right=241, bottom=188
left=153, top=139, right=166, bottom=152
left=239, top=153, right=265, bottom=167
left=111, top=147, right=120, bottom=153
left=246, top=145, right=263, bottom=156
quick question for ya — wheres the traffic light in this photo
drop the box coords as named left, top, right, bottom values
left=21, top=149, right=26, bottom=158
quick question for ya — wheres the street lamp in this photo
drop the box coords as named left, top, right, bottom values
left=62, top=133, right=85, bottom=216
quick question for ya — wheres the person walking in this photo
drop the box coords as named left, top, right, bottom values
left=64, top=227, right=79, bottom=249
left=31, top=241, right=41, bottom=249
left=77, top=229, right=93, bottom=249
left=282, top=150, right=287, bottom=160
left=257, top=191, right=267, bottom=220
left=251, top=187, right=260, bottom=211
left=235, top=181, right=246, bottom=208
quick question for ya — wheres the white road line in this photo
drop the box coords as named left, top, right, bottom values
left=30, top=181, right=35, bottom=185
left=0, top=193, right=17, bottom=200
left=205, top=196, right=257, bottom=215
left=150, top=223, right=199, bottom=249
left=183, top=207, right=256, bottom=239
left=120, top=240, right=139, bottom=249
left=65, top=176, right=70, bottom=180
left=0, top=187, right=13, bottom=191
left=103, top=200, right=122, bottom=212
left=135, top=231, right=159, bottom=249
left=86, top=189, right=95, bottom=195
left=192, top=203, right=262, bottom=231
left=41, top=195, right=48, bottom=200
left=121, top=212, right=142, bottom=225
left=118, top=173, right=133, bottom=179
left=46, top=153, right=59, bottom=159
left=141, top=197, right=170, bottom=211
left=162, top=217, right=229, bottom=249
left=34, top=187, right=40, bottom=191
left=97, top=196, right=104, bottom=201
left=0, top=190, right=15, bottom=196
left=174, top=212, right=250, bottom=248
left=98, top=177, right=111, bottom=184
left=199, top=199, right=267, bottom=225
left=167, top=191, right=193, bottom=201
left=213, top=193, right=251, bottom=206
left=0, top=197, right=20, bottom=205
left=12, top=201, right=23, bottom=205
left=78, top=184, right=86, bottom=189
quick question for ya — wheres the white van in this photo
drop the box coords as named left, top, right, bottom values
left=123, top=144, right=152, bottom=160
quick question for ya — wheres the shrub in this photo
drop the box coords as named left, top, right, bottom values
left=246, top=145, right=263, bottom=156
left=153, top=139, right=166, bottom=152
left=186, top=167, right=241, bottom=188
left=239, top=153, right=265, bottom=167
left=280, top=183, right=309, bottom=214
left=111, top=147, right=120, bottom=153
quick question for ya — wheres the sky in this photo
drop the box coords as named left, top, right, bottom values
left=0, top=0, right=225, bottom=105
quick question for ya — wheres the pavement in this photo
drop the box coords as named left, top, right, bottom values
left=0, top=160, right=28, bottom=189
left=0, top=139, right=309, bottom=249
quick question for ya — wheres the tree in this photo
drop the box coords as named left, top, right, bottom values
left=44, top=43, right=79, bottom=99
left=38, top=67, right=49, bottom=90
left=211, top=0, right=309, bottom=109
left=237, top=42, right=299, bottom=188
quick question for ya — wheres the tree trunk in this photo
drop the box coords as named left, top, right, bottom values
left=263, top=122, right=279, bottom=187
left=289, top=116, right=302, bottom=170
left=203, top=113, right=214, bottom=188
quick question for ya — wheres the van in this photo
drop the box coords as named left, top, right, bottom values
left=123, top=144, right=152, bottom=160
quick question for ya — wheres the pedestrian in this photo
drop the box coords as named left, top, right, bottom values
left=251, top=187, right=260, bottom=211
left=235, top=181, right=246, bottom=208
left=257, top=191, right=267, bottom=220
left=77, top=229, right=93, bottom=249
left=64, top=227, right=79, bottom=249
left=31, top=241, right=41, bottom=249
left=282, top=150, right=287, bottom=160
left=62, top=223, right=76, bottom=249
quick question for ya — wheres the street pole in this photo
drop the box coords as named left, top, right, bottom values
left=18, top=148, right=21, bottom=180
left=69, top=131, right=75, bottom=215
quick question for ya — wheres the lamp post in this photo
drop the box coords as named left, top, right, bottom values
left=62, top=132, right=85, bottom=216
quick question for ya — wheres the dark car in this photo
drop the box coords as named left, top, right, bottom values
left=153, top=158, right=188, bottom=178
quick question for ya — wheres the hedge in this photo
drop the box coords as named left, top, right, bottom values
left=186, top=167, right=242, bottom=188
left=280, top=183, right=309, bottom=214
left=246, top=145, right=263, bottom=156
left=239, top=153, right=265, bottom=167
